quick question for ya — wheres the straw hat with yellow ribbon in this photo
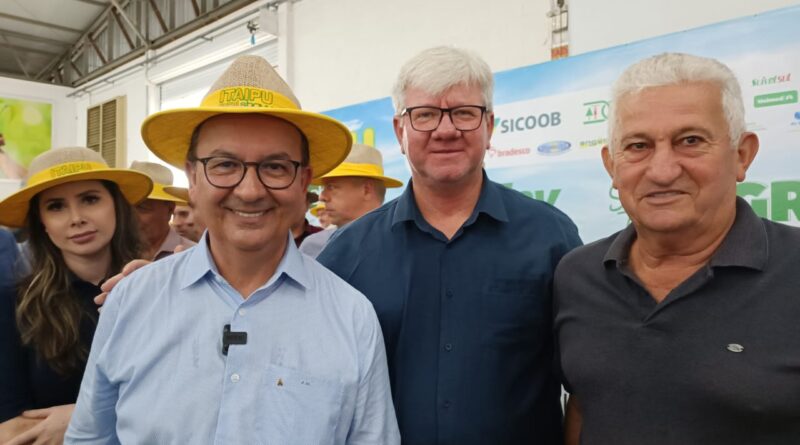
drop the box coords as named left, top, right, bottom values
left=129, top=160, right=188, bottom=205
left=141, top=55, right=352, bottom=178
left=0, top=147, right=153, bottom=228
left=311, top=143, right=403, bottom=187
left=309, top=202, right=325, bottom=217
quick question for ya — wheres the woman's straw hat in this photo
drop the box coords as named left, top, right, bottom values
left=0, top=147, right=153, bottom=227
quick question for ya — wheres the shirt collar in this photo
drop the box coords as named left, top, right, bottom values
left=391, top=170, right=510, bottom=228
left=180, top=231, right=311, bottom=290
left=603, top=197, right=768, bottom=271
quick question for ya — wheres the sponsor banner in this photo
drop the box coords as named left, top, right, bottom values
left=324, top=6, right=800, bottom=241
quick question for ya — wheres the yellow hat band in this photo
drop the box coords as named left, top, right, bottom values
left=323, top=162, right=385, bottom=178
left=26, top=161, right=109, bottom=187
left=201, top=86, right=298, bottom=110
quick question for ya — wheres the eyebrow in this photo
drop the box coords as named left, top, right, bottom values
left=43, top=189, right=103, bottom=204
left=206, top=149, right=294, bottom=161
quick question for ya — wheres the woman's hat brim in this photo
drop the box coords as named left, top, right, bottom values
left=141, top=107, right=352, bottom=178
left=0, top=169, right=153, bottom=228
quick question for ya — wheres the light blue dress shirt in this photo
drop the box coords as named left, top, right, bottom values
left=65, top=234, right=399, bottom=445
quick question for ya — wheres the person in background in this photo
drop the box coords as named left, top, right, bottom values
left=290, top=190, right=322, bottom=246
left=555, top=53, right=800, bottom=445
left=309, top=202, right=333, bottom=229
left=66, top=55, right=399, bottom=444
left=0, top=147, right=150, bottom=445
left=300, top=143, right=402, bottom=258
left=172, top=202, right=205, bottom=243
left=318, top=46, right=582, bottom=444
left=129, top=161, right=195, bottom=259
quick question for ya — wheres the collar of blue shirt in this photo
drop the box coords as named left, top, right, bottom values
left=178, top=231, right=311, bottom=293
left=391, top=171, right=510, bottom=230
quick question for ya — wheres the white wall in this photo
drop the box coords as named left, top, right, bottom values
left=72, top=70, right=154, bottom=167
left=0, top=76, right=77, bottom=149
left=570, top=0, right=800, bottom=55
left=289, top=0, right=553, bottom=111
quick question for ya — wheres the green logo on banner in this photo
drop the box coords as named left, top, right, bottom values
left=503, top=183, right=561, bottom=205
left=753, top=91, right=798, bottom=108
left=738, top=181, right=800, bottom=221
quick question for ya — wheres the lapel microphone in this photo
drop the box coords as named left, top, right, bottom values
left=222, top=324, right=247, bottom=356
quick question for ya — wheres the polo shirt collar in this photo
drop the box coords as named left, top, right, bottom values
left=391, top=170, right=510, bottom=228
left=180, top=231, right=311, bottom=290
left=603, top=197, right=768, bottom=271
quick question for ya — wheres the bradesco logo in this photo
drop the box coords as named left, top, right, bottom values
left=583, top=100, right=608, bottom=124
left=754, top=90, right=798, bottom=108
left=497, top=111, right=561, bottom=133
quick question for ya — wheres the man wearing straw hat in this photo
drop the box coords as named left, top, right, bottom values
left=66, top=56, right=399, bottom=444
left=128, top=160, right=195, bottom=260
left=300, top=143, right=402, bottom=258
left=318, top=46, right=582, bottom=444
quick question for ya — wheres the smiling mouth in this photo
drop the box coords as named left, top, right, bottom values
left=644, top=191, right=685, bottom=199
left=232, top=209, right=267, bottom=218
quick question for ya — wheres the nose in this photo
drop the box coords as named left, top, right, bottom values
left=645, top=141, right=683, bottom=185
left=69, top=204, right=86, bottom=226
left=233, top=164, right=268, bottom=201
left=320, top=187, right=331, bottom=203
left=432, top=110, right=459, bottom=138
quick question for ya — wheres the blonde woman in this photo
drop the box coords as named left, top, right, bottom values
left=0, top=147, right=151, bottom=444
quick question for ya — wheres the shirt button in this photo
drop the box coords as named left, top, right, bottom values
left=443, top=400, right=451, bottom=409
left=230, top=373, right=240, bottom=383
left=445, top=289, right=453, bottom=298
left=238, top=308, right=246, bottom=316
left=444, top=343, right=453, bottom=352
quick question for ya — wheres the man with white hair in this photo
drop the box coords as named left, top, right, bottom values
left=555, top=53, right=800, bottom=444
left=319, top=47, right=581, bottom=444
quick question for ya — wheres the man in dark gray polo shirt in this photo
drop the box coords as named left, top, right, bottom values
left=554, top=52, right=800, bottom=445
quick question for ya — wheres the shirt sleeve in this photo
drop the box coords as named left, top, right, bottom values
left=0, top=284, right=30, bottom=422
left=64, top=284, right=124, bottom=444
left=346, top=301, right=400, bottom=445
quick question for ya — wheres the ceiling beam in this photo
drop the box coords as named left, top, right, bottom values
left=0, top=12, right=83, bottom=34
left=75, top=0, right=110, bottom=6
left=0, top=34, right=29, bottom=78
left=147, top=0, right=169, bottom=34
left=110, top=8, right=135, bottom=49
left=0, top=28, right=73, bottom=47
left=0, top=39, right=61, bottom=57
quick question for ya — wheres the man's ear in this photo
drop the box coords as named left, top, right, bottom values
left=734, top=132, right=759, bottom=182
left=393, top=116, right=406, bottom=155
left=601, top=145, right=617, bottom=188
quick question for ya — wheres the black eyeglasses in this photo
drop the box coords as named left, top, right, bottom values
left=401, top=105, right=487, bottom=132
left=194, top=156, right=302, bottom=190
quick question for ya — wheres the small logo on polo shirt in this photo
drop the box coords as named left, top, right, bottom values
left=277, top=378, right=284, bottom=386
left=726, top=343, right=744, bottom=353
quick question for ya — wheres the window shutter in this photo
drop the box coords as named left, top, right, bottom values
left=86, top=96, right=126, bottom=167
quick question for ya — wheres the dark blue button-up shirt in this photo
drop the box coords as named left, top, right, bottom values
left=318, top=174, right=582, bottom=445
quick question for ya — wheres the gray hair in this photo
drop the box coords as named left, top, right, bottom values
left=608, top=53, right=745, bottom=150
left=392, top=46, right=494, bottom=115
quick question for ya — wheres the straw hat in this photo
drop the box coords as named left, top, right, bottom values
left=0, top=147, right=153, bottom=227
left=129, top=160, right=188, bottom=204
left=309, top=202, right=325, bottom=217
left=141, top=55, right=352, bottom=178
left=311, top=144, right=403, bottom=187
left=164, top=186, right=189, bottom=203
